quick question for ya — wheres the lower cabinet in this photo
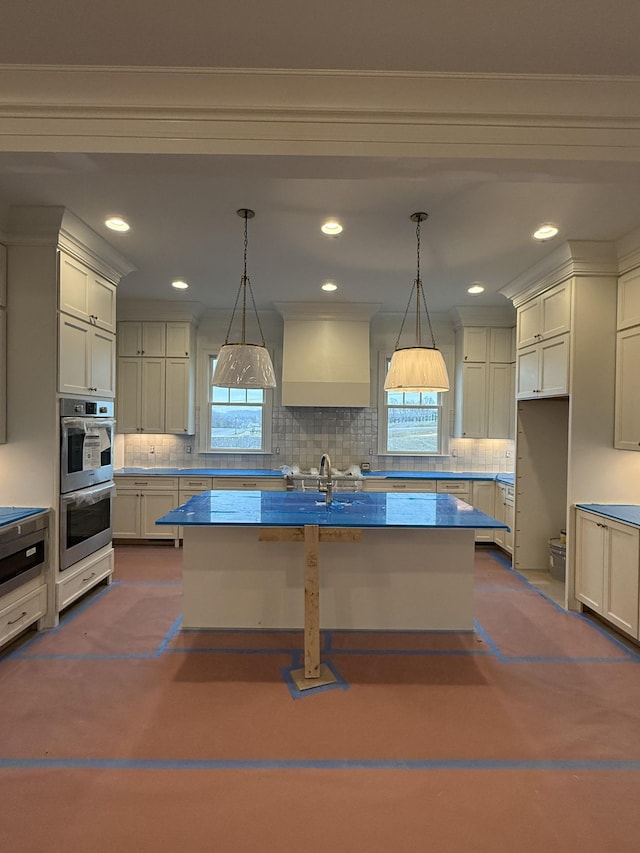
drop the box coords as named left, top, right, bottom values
left=494, top=482, right=514, bottom=554
left=364, top=478, right=437, bottom=492
left=0, top=576, right=47, bottom=649
left=575, top=508, right=640, bottom=638
left=57, top=546, right=113, bottom=613
left=471, top=480, right=496, bottom=543
left=113, top=476, right=179, bottom=540
left=211, top=476, right=285, bottom=491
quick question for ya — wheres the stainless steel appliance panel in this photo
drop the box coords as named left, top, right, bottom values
left=59, top=481, right=114, bottom=570
left=60, top=398, right=115, bottom=494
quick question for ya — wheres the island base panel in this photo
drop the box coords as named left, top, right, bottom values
left=182, top=526, right=475, bottom=631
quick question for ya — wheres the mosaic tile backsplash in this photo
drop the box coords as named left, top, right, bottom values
left=121, top=406, right=515, bottom=473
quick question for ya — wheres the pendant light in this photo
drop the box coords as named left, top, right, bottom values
left=212, top=208, right=277, bottom=389
left=384, top=212, right=450, bottom=393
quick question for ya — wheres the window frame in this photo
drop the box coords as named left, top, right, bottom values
left=377, top=351, right=450, bottom=456
left=199, top=350, right=273, bottom=454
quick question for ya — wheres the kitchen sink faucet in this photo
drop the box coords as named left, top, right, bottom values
left=319, top=453, right=333, bottom=505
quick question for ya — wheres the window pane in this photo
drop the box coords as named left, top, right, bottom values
left=229, top=388, right=247, bottom=403
left=212, top=387, right=229, bottom=403
left=387, top=407, right=439, bottom=453
left=386, top=391, right=404, bottom=406
left=211, top=405, right=263, bottom=450
left=404, top=392, right=421, bottom=406
left=246, top=389, right=264, bottom=404
left=420, top=391, right=438, bottom=405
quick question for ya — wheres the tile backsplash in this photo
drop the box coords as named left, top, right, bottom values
left=121, top=405, right=515, bottom=473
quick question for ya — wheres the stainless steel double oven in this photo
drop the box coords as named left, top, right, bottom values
left=59, top=398, right=116, bottom=571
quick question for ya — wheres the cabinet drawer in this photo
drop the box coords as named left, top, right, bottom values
left=437, top=480, right=470, bottom=495
left=116, top=477, right=179, bottom=491
left=58, top=549, right=113, bottom=611
left=178, top=477, right=213, bottom=491
left=0, top=584, right=46, bottom=647
left=367, top=479, right=436, bottom=492
left=212, top=477, right=284, bottom=491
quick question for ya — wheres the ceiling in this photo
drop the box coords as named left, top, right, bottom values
left=1, top=2, right=640, bottom=315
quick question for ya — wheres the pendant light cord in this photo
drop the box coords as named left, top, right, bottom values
left=223, top=209, right=267, bottom=347
left=393, top=214, right=437, bottom=350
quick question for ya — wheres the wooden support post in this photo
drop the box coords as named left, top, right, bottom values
left=304, top=524, right=320, bottom=679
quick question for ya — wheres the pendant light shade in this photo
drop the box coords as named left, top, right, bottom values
left=384, top=212, right=450, bottom=393
left=212, top=208, right=277, bottom=389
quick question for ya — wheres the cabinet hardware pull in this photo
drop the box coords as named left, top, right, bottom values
left=7, top=611, right=28, bottom=625
left=81, top=572, right=97, bottom=583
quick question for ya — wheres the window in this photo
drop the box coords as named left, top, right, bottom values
left=204, top=355, right=271, bottom=452
left=378, top=354, right=448, bottom=455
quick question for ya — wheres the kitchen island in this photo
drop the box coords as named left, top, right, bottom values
left=157, top=489, right=506, bottom=633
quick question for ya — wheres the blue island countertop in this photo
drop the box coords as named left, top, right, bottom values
left=576, top=504, right=640, bottom=528
left=0, top=507, right=48, bottom=528
left=157, top=490, right=508, bottom=530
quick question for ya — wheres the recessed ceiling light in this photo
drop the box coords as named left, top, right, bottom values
left=321, top=220, right=343, bottom=236
left=533, top=223, right=559, bottom=241
left=105, top=216, right=130, bottom=232
left=171, top=280, right=189, bottom=290
left=467, top=283, right=485, bottom=294
left=321, top=281, right=338, bottom=292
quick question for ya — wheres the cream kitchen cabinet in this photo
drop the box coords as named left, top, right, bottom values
left=516, top=280, right=571, bottom=349
left=454, top=325, right=515, bottom=438
left=117, top=321, right=193, bottom=358
left=0, top=579, right=47, bottom=650
left=58, top=314, right=116, bottom=397
left=471, top=480, right=497, bottom=543
left=0, top=244, right=6, bottom=444
left=575, top=508, right=640, bottom=638
left=211, top=476, right=284, bottom=491
left=113, top=476, right=179, bottom=539
left=117, top=356, right=194, bottom=434
left=494, top=482, right=514, bottom=554
left=363, top=478, right=437, bottom=493
left=516, top=334, right=569, bottom=399
left=59, top=251, right=117, bottom=334
left=614, top=326, right=640, bottom=450
left=616, top=267, right=640, bottom=330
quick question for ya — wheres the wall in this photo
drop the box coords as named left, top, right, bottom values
left=117, top=302, right=516, bottom=473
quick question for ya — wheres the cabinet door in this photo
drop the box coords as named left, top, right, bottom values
left=166, top=322, right=192, bottom=357
left=0, top=308, right=5, bottom=444
left=614, top=327, right=640, bottom=450
left=116, top=358, right=142, bottom=433
left=58, top=314, right=91, bottom=395
left=59, top=252, right=90, bottom=321
left=165, top=358, right=194, bottom=434
left=0, top=243, right=6, bottom=307
left=117, top=322, right=143, bottom=356
left=459, top=362, right=487, bottom=437
left=493, top=486, right=506, bottom=548
left=141, top=492, right=178, bottom=538
left=471, top=480, right=495, bottom=542
left=141, top=323, right=166, bottom=357
left=488, top=362, right=513, bottom=438
left=503, top=499, right=514, bottom=554
left=141, top=358, right=166, bottom=432
left=538, top=335, right=569, bottom=396
left=90, top=328, right=116, bottom=397
left=540, top=281, right=571, bottom=340
left=575, top=511, right=605, bottom=614
left=517, top=299, right=541, bottom=349
left=516, top=346, right=539, bottom=398
left=617, top=268, right=640, bottom=330
left=604, top=519, right=640, bottom=637
left=489, top=328, right=514, bottom=363
left=461, top=327, right=488, bottom=362
left=88, top=273, right=117, bottom=333
left=112, top=491, right=141, bottom=538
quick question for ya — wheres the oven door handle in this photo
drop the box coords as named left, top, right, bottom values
left=60, top=481, right=116, bottom=508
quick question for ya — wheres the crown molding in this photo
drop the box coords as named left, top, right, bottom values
left=500, top=240, right=618, bottom=306
left=449, top=305, right=516, bottom=328
left=1, top=66, right=640, bottom=159
left=616, top=225, right=640, bottom=274
left=274, top=301, right=381, bottom=322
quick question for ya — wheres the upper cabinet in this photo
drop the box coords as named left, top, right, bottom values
left=615, top=267, right=640, bottom=450
left=454, top=325, right=515, bottom=439
left=116, top=321, right=196, bottom=434
left=59, top=251, right=117, bottom=334
left=515, top=280, right=571, bottom=400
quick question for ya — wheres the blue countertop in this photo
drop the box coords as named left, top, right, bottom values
left=576, top=504, right=640, bottom=528
left=157, top=490, right=508, bottom=529
left=0, top=507, right=48, bottom=528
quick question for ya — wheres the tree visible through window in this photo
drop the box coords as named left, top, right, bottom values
left=381, top=356, right=445, bottom=454
left=208, top=356, right=267, bottom=451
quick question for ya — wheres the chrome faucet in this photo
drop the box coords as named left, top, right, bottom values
left=319, top=453, right=333, bottom=505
